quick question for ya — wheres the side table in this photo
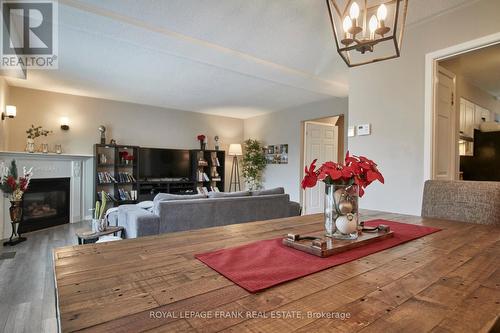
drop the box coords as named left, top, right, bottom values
left=75, top=226, right=124, bottom=245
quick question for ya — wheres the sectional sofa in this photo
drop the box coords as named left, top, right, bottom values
left=110, top=187, right=301, bottom=238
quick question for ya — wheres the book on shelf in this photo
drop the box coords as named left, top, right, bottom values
left=198, top=158, right=208, bottom=167
left=210, top=186, right=220, bottom=192
left=211, top=156, right=221, bottom=167
left=197, top=171, right=210, bottom=182
left=118, top=188, right=134, bottom=201
left=97, top=171, right=116, bottom=184
left=116, top=172, right=136, bottom=183
left=197, top=186, right=209, bottom=196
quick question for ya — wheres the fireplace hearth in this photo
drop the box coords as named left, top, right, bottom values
left=18, top=178, right=70, bottom=234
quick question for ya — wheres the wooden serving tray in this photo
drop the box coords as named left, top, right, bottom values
left=282, top=228, right=394, bottom=258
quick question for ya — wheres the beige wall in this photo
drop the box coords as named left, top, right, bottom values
left=6, top=87, right=244, bottom=190
left=348, top=0, right=500, bottom=215
left=440, top=58, right=500, bottom=116
left=244, top=97, right=349, bottom=202
left=0, top=77, right=9, bottom=150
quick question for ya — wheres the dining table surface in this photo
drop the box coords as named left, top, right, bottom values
left=52, top=210, right=500, bottom=333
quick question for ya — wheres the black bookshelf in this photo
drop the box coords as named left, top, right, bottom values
left=94, top=144, right=139, bottom=207
left=94, top=145, right=225, bottom=204
left=190, top=150, right=225, bottom=194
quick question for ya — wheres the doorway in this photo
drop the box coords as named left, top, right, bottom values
left=428, top=40, right=500, bottom=181
left=301, top=115, right=344, bottom=215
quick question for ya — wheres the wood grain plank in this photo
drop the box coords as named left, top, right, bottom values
left=52, top=213, right=500, bottom=332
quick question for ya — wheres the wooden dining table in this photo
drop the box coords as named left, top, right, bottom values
left=53, top=210, right=500, bottom=333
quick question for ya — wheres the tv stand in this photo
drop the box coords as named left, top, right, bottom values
left=137, top=180, right=196, bottom=201
left=143, top=177, right=190, bottom=182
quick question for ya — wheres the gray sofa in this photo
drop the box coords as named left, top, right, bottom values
left=421, top=180, right=500, bottom=225
left=112, top=188, right=301, bottom=238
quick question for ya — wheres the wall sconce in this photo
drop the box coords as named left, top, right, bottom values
left=1, top=105, right=16, bottom=120
left=60, top=117, right=70, bottom=131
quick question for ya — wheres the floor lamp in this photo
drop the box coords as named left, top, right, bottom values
left=228, top=144, right=242, bottom=192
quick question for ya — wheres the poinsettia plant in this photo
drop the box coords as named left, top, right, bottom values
left=0, top=160, right=34, bottom=201
left=301, top=152, right=384, bottom=197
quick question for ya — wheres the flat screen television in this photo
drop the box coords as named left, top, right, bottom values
left=139, top=148, right=190, bottom=179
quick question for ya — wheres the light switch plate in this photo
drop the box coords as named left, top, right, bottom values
left=348, top=126, right=356, bottom=137
left=357, top=124, right=371, bottom=136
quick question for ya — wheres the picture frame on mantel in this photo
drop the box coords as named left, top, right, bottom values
left=264, top=144, right=288, bottom=164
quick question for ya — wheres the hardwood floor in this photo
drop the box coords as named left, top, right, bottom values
left=0, top=221, right=86, bottom=333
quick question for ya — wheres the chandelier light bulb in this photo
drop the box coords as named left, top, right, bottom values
left=369, top=15, right=378, bottom=33
left=343, top=16, right=352, bottom=33
left=349, top=2, right=360, bottom=20
left=377, top=3, right=388, bottom=21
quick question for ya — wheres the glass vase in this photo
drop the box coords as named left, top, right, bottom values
left=26, top=139, right=35, bottom=153
left=91, top=219, right=107, bottom=233
left=324, top=184, right=359, bottom=240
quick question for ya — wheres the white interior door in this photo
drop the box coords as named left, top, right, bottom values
left=433, top=66, right=456, bottom=180
left=303, top=122, right=338, bottom=215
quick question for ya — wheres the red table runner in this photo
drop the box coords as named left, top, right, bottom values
left=195, top=219, right=441, bottom=293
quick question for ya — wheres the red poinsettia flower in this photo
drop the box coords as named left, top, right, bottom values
left=301, top=152, right=384, bottom=197
left=319, top=162, right=342, bottom=181
left=358, top=155, right=384, bottom=184
left=301, top=159, right=318, bottom=189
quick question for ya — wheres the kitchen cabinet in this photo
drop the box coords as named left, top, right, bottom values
left=459, top=98, right=491, bottom=138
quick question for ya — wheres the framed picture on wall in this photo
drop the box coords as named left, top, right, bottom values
left=264, top=144, right=288, bottom=164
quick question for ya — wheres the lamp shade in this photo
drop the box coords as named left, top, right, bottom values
left=228, top=144, right=243, bottom=156
left=5, top=105, right=16, bottom=117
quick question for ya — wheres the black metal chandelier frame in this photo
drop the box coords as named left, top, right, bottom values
left=326, top=0, right=408, bottom=67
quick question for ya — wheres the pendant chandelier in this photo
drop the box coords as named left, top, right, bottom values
left=326, top=0, right=408, bottom=67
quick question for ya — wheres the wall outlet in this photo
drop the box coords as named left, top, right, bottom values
left=348, top=126, right=356, bottom=137
left=357, top=124, right=371, bottom=136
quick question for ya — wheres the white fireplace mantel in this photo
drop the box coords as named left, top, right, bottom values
left=0, top=151, right=94, bottom=239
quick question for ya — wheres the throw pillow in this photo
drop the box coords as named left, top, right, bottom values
left=251, top=187, right=285, bottom=196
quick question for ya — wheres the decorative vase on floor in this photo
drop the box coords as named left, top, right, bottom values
left=324, top=184, right=359, bottom=239
left=4, top=200, right=27, bottom=246
left=26, top=139, right=35, bottom=153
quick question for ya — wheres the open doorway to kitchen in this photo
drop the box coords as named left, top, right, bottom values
left=301, top=115, right=345, bottom=215
left=433, top=43, right=500, bottom=181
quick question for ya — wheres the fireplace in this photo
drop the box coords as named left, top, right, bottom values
left=18, top=178, right=71, bottom=234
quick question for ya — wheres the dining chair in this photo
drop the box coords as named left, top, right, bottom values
left=421, top=180, right=500, bottom=225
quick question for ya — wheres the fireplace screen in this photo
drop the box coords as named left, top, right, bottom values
left=18, top=178, right=70, bottom=234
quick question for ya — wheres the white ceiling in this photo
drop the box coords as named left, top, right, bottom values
left=442, top=43, right=500, bottom=99
left=4, top=0, right=474, bottom=119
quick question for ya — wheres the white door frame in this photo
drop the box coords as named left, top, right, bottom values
left=423, top=32, right=500, bottom=181
left=302, top=121, right=337, bottom=214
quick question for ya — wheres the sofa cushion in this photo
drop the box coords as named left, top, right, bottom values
left=137, top=200, right=154, bottom=210
left=208, top=190, right=251, bottom=199
left=251, top=187, right=285, bottom=196
left=154, top=193, right=206, bottom=204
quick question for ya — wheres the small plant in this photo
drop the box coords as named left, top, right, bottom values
left=26, top=125, right=52, bottom=140
left=241, top=139, right=267, bottom=190
left=94, top=191, right=107, bottom=219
